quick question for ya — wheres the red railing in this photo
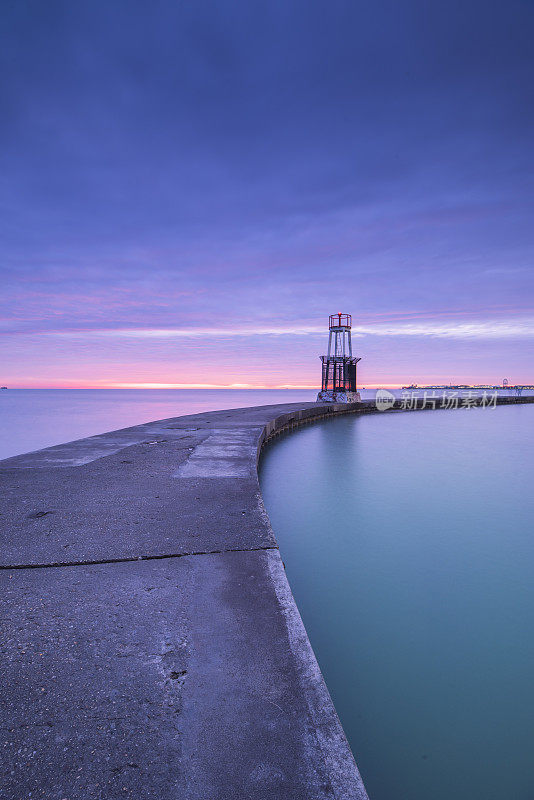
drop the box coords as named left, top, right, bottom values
left=329, top=313, right=351, bottom=329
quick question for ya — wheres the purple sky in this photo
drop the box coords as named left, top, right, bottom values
left=1, top=0, right=533, bottom=388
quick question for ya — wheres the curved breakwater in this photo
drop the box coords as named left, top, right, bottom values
left=1, top=395, right=532, bottom=799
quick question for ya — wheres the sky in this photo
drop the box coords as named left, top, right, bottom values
left=1, top=0, right=533, bottom=388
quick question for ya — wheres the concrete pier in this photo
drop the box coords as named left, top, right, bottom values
left=0, top=402, right=370, bottom=800
left=1, top=395, right=533, bottom=799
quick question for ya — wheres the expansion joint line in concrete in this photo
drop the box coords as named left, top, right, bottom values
left=0, top=544, right=279, bottom=572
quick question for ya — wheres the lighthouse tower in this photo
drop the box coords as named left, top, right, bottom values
left=317, top=313, right=362, bottom=403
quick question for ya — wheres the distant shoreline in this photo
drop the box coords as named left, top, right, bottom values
left=402, top=384, right=534, bottom=390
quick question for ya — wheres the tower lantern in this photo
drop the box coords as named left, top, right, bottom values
left=317, top=313, right=362, bottom=403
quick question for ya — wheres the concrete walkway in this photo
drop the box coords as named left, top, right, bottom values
left=0, top=402, right=369, bottom=800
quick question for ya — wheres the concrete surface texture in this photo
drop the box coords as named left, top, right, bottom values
left=0, top=402, right=369, bottom=800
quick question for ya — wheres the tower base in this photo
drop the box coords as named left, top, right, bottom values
left=316, top=390, right=361, bottom=404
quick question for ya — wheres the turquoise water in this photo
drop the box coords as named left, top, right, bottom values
left=260, top=405, right=534, bottom=800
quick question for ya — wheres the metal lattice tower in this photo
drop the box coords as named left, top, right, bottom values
left=317, top=313, right=361, bottom=403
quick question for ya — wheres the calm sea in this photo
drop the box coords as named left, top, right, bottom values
left=0, top=388, right=315, bottom=461
left=260, top=404, right=534, bottom=800
left=0, top=387, right=528, bottom=462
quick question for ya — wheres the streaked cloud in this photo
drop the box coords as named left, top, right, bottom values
left=12, top=316, right=533, bottom=341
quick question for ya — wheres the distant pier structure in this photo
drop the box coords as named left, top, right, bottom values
left=317, top=313, right=362, bottom=403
